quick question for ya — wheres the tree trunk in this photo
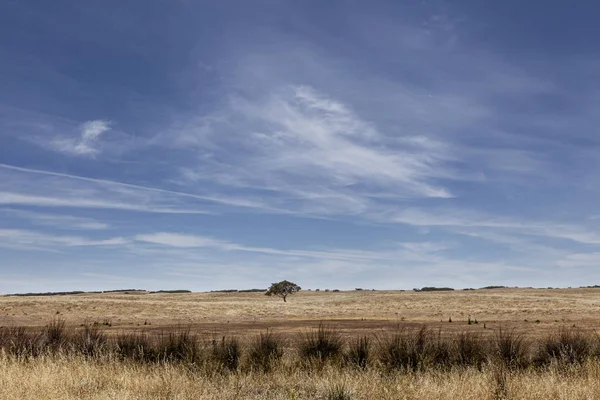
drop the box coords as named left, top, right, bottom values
left=283, top=295, right=287, bottom=302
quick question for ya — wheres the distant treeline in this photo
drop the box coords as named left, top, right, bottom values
left=5, top=289, right=191, bottom=297
left=7, top=291, right=87, bottom=297
left=413, top=287, right=455, bottom=292
left=412, top=286, right=512, bottom=292
left=149, top=290, right=192, bottom=294
left=210, top=289, right=267, bottom=293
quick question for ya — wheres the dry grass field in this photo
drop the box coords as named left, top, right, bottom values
left=3, top=355, right=600, bottom=400
left=3, top=287, right=600, bottom=399
left=2, top=287, right=600, bottom=337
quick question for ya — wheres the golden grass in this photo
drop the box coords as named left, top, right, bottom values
left=2, top=354, right=600, bottom=399
left=2, top=288, right=600, bottom=338
left=3, top=288, right=600, bottom=398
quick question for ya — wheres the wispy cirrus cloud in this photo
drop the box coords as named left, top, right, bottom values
left=556, top=252, right=600, bottom=268
left=0, top=163, right=273, bottom=214
left=4, top=1, right=600, bottom=293
left=160, top=21, right=564, bottom=219
left=50, top=119, right=111, bottom=157
left=174, top=85, right=459, bottom=218
left=389, top=208, right=600, bottom=245
left=134, top=232, right=396, bottom=261
left=0, top=229, right=128, bottom=251
left=1, top=208, right=109, bottom=230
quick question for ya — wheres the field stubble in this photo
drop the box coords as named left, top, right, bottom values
left=2, top=288, right=600, bottom=399
left=2, top=288, right=600, bottom=338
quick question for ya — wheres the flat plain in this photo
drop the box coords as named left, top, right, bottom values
left=3, top=287, right=600, bottom=399
left=2, top=287, right=600, bottom=338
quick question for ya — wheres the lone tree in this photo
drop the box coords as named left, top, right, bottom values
left=265, top=280, right=301, bottom=302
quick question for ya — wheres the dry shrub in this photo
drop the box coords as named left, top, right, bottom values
left=247, top=331, right=283, bottom=373
left=326, top=383, right=352, bottom=400
left=156, top=329, right=202, bottom=365
left=210, top=336, right=240, bottom=372
left=115, top=332, right=155, bottom=363
left=345, top=335, right=371, bottom=370
left=72, top=325, right=108, bottom=358
left=0, top=327, right=43, bottom=358
left=379, top=326, right=434, bottom=372
left=535, top=327, right=593, bottom=366
left=44, top=318, right=68, bottom=351
left=493, top=328, right=530, bottom=369
left=455, top=331, right=488, bottom=369
left=299, top=324, right=343, bottom=366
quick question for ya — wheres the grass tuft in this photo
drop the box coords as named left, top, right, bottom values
left=156, top=329, right=202, bottom=365
left=299, top=323, right=343, bottom=365
left=0, top=327, right=43, bottom=358
left=535, top=327, right=593, bottom=366
left=379, top=326, right=433, bottom=372
left=211, top=336, right=240, bottom=372
left=247, top=330, right=283, bottom=373
left=456, top=331, right=488, bottom=369
left=115, top=332, right=155, bottom=363
left=493, top=328, right=529, bottom=369
left=45, top=318, right=67, bottom=351
left=326, top=383, right=352, bottom=400
left=344, top=335, right=371, bottom=370
left=72, top=325, right=108, bottom=358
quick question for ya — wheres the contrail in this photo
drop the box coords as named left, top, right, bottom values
left=0, top=163, right=264, bottom=209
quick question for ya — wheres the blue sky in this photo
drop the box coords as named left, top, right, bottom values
left=1, top=1, right=600, bottom=293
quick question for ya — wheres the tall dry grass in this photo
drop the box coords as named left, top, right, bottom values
left=2, top=322, right=600, bottom=398
left=2, top=354, right=600, bottom=399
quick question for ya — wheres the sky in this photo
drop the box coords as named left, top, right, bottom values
left=1, top=1, right=600, bottom=293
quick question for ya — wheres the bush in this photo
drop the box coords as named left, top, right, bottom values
left=379, top=326, right=433, bottom=372
left=299, top=324, right=343, bottom=365
left=211, top=336, right=240, bottom=372
left=431, top=330, right=453, bottom=369
left=156, top=329, right=201, bottom=364
left=45, top=318, right=68, bottom=351
left=72, top=325, right=108, bottom=358
left=493, top=328, right=529, bottom=369
left=535, top=327, right=593, bottom=366
left=345, top=336, right=371, bottom=370
left=0, top=327, right=43, bottom=358
left=247, top=331, right=283, bottom=373
left=115, top=332, right=155, bottom=363
left=455, top=331, right=488, bottom=369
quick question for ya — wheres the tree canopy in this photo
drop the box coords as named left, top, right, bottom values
left=265, top=280, right=301, bottom=302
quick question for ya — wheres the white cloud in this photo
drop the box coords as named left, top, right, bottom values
left=556, top=253, right=600, bottom=268
left=160, top=34, right=561, bottom=220
left=0, top=192, right=210, bottom=214
left=390, top=208, right=600, bottom=245
left=174, top=85, right=459, bottom=219
left=50, top=119, right=111, bottom=157
left=135, top=233, right=231, bottom=249
left=134, top=232, right=392, bottom=261
left=2, top=209, right=109, bottom=230
left=0, top=163, right=275, bottom=214
left=0, top=229, right=128, bottom=251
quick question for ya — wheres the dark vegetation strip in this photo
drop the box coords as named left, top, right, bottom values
left=4, top=289, right=192, bottom=297
left=2, top=320, right=600, bottom=374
